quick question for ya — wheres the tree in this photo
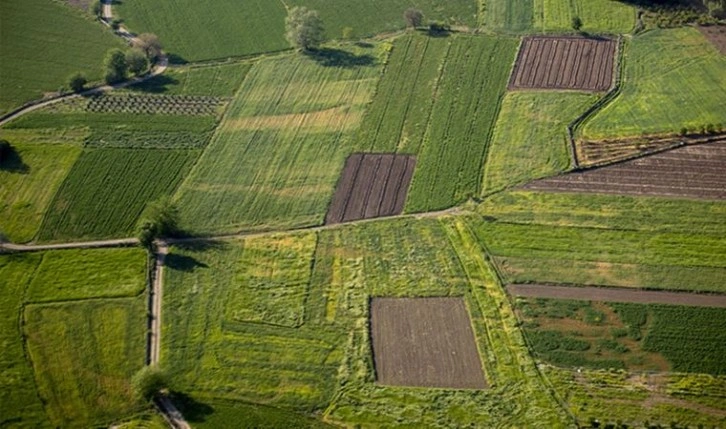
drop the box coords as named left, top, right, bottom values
left=104, top=49, right=127, bottom=84
left=131, top=366, right=168, bottom=401
left=126, top=49, right=149, bottom=76
left=404, top=8, right=424, bottom=28
left=134, top=33, right=163, bottom=62
left=68, top=72, right=87, bottom=92
left=572, top=15, right=583, bottom=32
left=136, top=197, right=181, bottom=249
left=285, top=7, right=325, bottom=51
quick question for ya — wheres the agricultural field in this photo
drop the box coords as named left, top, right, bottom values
left=582, top=28, right=726, bottom=139
left=509, top=36, right=617, bottom=91
left=524, top=142, right=726, bottom=200
left=0, top=0, right=123, bottom=115
left=0, top=248, right=148, bottom=427
left=127, top=62, right=253, bottom=97
left=482, top=91, right=596, bottom=194
left=162, top=218, right=571, bottom=427
left=116, top=0, right=477, bottom=62
left=325, top=153, right=416, bottom=224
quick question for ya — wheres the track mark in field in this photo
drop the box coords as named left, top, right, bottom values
left=325, top=153, right=416, bottom=224
left=509, top=36, right=617, bottom=91
left=522, top=142, right=726, bottom=200
left=508, top=284, right=726, bottom=308
left=370, top=297, right=487, bottom=389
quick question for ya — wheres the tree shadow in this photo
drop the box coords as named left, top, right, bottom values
left=164, top=253, right=209, bottom=272
left=354, top=41, right=374, bottom=48
left=305, top=48, right=375, bottom=68
left=129, top=74, right=180, bottom=93
left=167, top=53, right=189, bottom=65
left=172, top=238, right=228, bottom=252
left=169, top=392, right=215, bottom=423
left=0, top=147, right=30, bottom=174
left=615, top=0, right=702, bottom=10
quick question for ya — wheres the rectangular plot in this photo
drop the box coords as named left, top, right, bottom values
left=326, top=153, right=416, bottom=224
left=370, top=297, right=487, bottom=389
left=510, top=36, right=617, bottom=91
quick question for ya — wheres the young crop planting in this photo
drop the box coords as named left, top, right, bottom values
left=84, top=94, right=225, bottom=116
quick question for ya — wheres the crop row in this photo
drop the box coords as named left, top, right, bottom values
left=85, top=130, right=212, bottom=149
left=85, top=94, right=224, bottom=115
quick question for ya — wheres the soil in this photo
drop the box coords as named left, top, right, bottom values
left=370, top=297, right=487, bottom=389
left=508, top=284, right=726, bottom=308
left=698, top=25, right=726, bottom=55
left=523, top=142, right=726, bottom=200
left=325, top=153, right=416, bottom=224
left=509, top=36, right=617, bottom=91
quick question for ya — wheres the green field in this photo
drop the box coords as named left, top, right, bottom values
left=0, top=248, right=147, bottom=428
left=583, top=28, right=726, bottom=139
left=477, top=191, right=726, bottom=293
left=174, top=46, right=381, bottom=234
left=39, top=149, right=199, bottom=241
left=162, top=217, right=571, bottom=426
left=482, top=91, right=596, bottom=195
left=0, top=0, right=123, bottom=115
left=117, top=0, right=477, bottom=62
left=128, top=62, right=252, bottom=97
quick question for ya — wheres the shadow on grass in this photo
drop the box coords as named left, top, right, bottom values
left=167, top=53, right=189, bottom=65
left=0, top=147, right=29, bottom=174
left=305, top=48, right=375, bottom=68
left=164, top=253, right=209, bottom=272
left=128, top=74, right=180, bottom=94
left=172, top=238, right=228, bottom=252
left=170, top=392, right=215, bottom=423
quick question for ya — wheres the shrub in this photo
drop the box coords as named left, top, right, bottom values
left=126, top=49, right=149, bottom=76
left=104, top=49, right=127, bottom=84
left=131, top=366, right=168, bottom=401
left=68, top=72, right=87, bottom=92
left=428, top=21, right=450, bottom=34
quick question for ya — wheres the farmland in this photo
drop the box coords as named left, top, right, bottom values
left=482, top=91, right=596, bottom=194
left=524, top=142, right=726, bottom=200
left=127, top=62, right=252, bottom=97
left=582, top=28, right=726, bottom=139
left=509, top=36, right=617, bottom=91
left=0, top=248, right=148, bottom=427
left=0, top=0, right=123, bottom=115
left=116, top=0, right=477, bottom=62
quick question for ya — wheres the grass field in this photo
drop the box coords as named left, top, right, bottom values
left=128, top=62, right=252, bottom=97
left=482, top=92, right=597, bottom=195
left=582, top=28, right=726, bottom=139
left=162, top=217, right=571, bottom=426
left=0, top=0, right=123, bottom=115
left=0, top=248, right=148, bottom=427
left=174, top=47, right=381, bottom=234
left=477, top=191, right=726, bottom=293
left=38, top=149, right=199, bottom=241
left=117, top=0, right=477, bottom=62
left=0, top=142, right=81, bottom=243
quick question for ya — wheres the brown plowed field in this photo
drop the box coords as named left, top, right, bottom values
left=699, top=25, right=726, bottom=55
left=325, top=153, right=416, bottom=224
left=370, top=297, right=487, bottom=389
left=523, top=142, right=726, bottom=200
left=509, top=36, right=617, bottom=91
left=508, top=284, right=726, bottom=308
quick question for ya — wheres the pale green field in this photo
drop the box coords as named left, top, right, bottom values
left=533, top=0, right=635, bottom=33
left=583, top=28, right=726, bottom=139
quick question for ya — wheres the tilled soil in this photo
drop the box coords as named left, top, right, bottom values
left=523, top=142, right=726, bottom=200
left=509, top=36, right=617, bottom=91
left=698, top=25, right=726, bottom=55
left=508, top=284, right=726, bottom=308
left=325, top=153, right=415, bottom=224
left=370, top=297, right=487, bottom=389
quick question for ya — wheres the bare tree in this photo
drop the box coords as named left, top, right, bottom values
left=134, top=33, right=163, bottom=62
left=404, top=8, right=424, bottom=28
left=285, top=7, right=325, bottom=51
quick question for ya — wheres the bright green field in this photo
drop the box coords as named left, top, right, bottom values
left=482, top=91, right=596, bottom=195
left=39, top=149, right=199, bottom=241
left=582, top=28, right=726, bottom=139
left=162, top=217, right=571, bottom=427
left=0, top=142, right=81, bottom=243
left=0, top=248, right=147, bottom=428
left=0, top=0, right=123, bottom=115
left=128, top=62, right=253, bottom=97
left=117, top=0, right=477, bottom=62
left=174, top=46, right=381, bottom=234
left=477, top=191, right=726, bottom=293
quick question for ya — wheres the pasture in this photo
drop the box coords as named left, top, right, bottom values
left=0, top=0, right=122, bottom=115
left=582, top=28, right=726, bottom=139
left=0, top=248, right=148, bottom=427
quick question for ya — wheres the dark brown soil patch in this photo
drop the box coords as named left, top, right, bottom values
left=370, top=297, right=487, bottom=389
left=699, top=25, right=726, bottom=55
left=325, top=153, right=415, bottom=224
left=508, top=284, right=726, bottom=308
left=522, top=142, right=726, bottom=200
left=509, top=36, right=617, bottom=91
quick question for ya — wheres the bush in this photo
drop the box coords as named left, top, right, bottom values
left=428, top=21, right=450, bottom=34
left=126, top=49, right=149, bottom=76
left=104, top=49, right=127, bottom=84
left=131, top=366, right=168, bottom=401
left=572, top=15, right=583, bottom=31
left=68, top=72, right=87, bottom=92
left=137, top=197, right=181, bottom=249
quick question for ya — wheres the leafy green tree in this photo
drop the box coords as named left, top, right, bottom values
left=572, top=15, right=583, bottom=32
left=136, top=197, right=181, bottom=249
left=131, top=366, right=168, bottom=401
left=126, top=49, right=149, bottom=76
left=285, top=7, right=325, bottom=51
left=68, top=72, right=87, bottom=92
left=404, top=8, right=424, bottom=28
left=104, top=48, right=127, bottom=84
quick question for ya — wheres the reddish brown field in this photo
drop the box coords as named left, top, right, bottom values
left=523, top=142, right=726, bottom=200
left=509, top=36, right=617, bottom=91
left=370, top=297, right=487, bottom=389
left=508, top=284, right=726, bottom=308
left=325, top=153, right=416, bottom=224
left=699, top=25, right=726, bottom=55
